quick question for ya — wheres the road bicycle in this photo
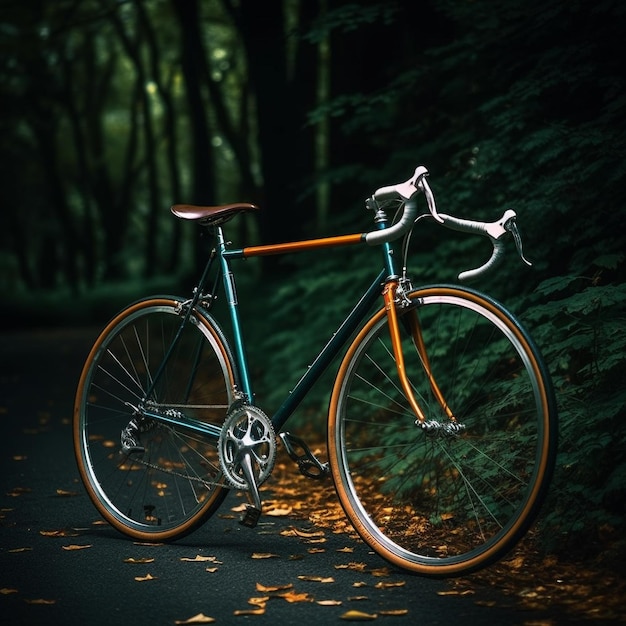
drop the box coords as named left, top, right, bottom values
left=73, top=166, right=557, bottom=577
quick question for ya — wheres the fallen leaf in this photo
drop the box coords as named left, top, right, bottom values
left=348, top=595, right=369, bottom=601
left=180, top=555, right=221, bottom=563
left=56, top=489, right=78, bottom=497
left=251, top=552, right=280, bottom=559
left=307, top=547, right=326, bottom=554
left=436, top=589, right=474, bottom=596
left=6, top=487, right=31, bottom=497
left=266, top=506, right=292, bottom=517
left=256, top=582, right=293, bottom=593
left=8, top=547, right=33, bottom=553
left=374, top=581, right=406, bottom=589
left=369, top=567, right=390, bottom=577
left=233, top=607, right=265, bottom=616
left=281, top=526, right=325, bottom=538
left=297, top=575, right=335, bottom=583
left=40, top=529, right=79, bottom=538
left=317, top=599, right=343, bottom=606
left=379, top=609, right=409, bottom=616
left=278, top=590, right=314, bottom=603
left=336, top=562, right=368, bottom=572
left=134, top=574, right=156, bottom=581
left=337, top=546, right=354, bottom=553
left=205, top=567, right=218, bottom=573
left=25, top=598, right=56, bottom=605
left=62, top=544, right=92, bottom=551
left=0, top=588, right=18, bottom=595
left=174, top=612, right=216, bottom=624
left=340, top=609, right=377, bottom=620
left=12, top=455, right=27, bottom=461
left=123, top=557, right=155, bottom=564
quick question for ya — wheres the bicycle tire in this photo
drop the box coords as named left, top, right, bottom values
left=328, top=285, right=557, bottom=576
left=73, top=297, right=237, bottom=542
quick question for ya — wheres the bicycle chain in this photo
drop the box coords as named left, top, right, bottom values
left=123, top=451, right=224, bottom=489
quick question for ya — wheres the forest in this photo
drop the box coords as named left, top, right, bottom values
left=1, top=0, right=625, bottom=567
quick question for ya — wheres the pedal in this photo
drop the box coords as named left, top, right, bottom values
left=279, top=432, right=329, bottom=480
left=239, top=504, right=262, bottom=528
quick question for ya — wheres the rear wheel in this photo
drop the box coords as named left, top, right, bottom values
left=328, top=285, right=557, bottom=576
left=73, top=298, right=236, bottom=541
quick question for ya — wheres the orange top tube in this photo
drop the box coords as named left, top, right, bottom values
left=242, top=233, right=364, bottom=258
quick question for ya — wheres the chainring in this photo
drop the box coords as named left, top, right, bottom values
left=217, top=404, right=276, bottom=491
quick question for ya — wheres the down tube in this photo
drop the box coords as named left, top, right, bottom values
left=271, top=269, right=386, bottom=432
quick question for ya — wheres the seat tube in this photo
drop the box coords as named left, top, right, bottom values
left=216, top=228, right=253, bottom=402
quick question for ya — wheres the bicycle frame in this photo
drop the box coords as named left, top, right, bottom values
left=139, top=211, right=451, bottom=442
left=218, top=221, right=399, bottom=434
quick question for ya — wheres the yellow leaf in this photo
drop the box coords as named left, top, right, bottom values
left=379, top=609, right=409, bottom=616
left=369, top=567, right=390, bottom=577
left=278, top=591, right=314, bottom=603
left=348, top=595, right=369, bottom=601
left=340, top=609, right=377, bottom=620
left=266, top=506, right=292, bottom=517
left=205, top=567, right=218, bottom=573
left=256, top=582, right=293, bottom=593
left=134, top=573, right=156, bottom=582
left=180, top=555, right=221, bottom=563
left=8, top=547, right=33, bottom=553
left=0, top=588, right=18, bottom=595
left=374, top=580, right=406, bottom=589
left=317, top=599, right=343, bottom=606
left=337, top=546, right=354, bottom=553
left=233, top=607, right=265, bottom=616
left=174, top=612, right=216, bottom=624
left=124, top=557, right=155, bottom=564
left=281, top=526, right=325, bottom=538
left=56, top=489, right=78, bottom=497
left=12, top=455, right=27, bottom=461
left=251, top=552, right=280, bottom=559
left=307, top=547, right=326, bottom=554
left=62, top=544, right=92, bottom=551
left=297, top=575, right=335, bottom=583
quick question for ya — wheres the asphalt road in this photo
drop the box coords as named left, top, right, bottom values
left=0, top=327, right=602, bottom=625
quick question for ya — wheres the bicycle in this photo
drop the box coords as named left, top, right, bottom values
left=73, top=165, right=557, bottom=577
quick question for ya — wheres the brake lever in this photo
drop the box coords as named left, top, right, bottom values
left=504, top=214, right=532, bottom=267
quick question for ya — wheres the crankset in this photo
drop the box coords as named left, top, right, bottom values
left=217, top=404, right=276, bottom=528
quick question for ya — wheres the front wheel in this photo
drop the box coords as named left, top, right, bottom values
left=328, top=285, right=557, bottom=576
left=73, top=297, right=237, bottom=542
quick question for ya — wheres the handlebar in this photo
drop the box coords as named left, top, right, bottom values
left=364, top=165, right=532, bottom=281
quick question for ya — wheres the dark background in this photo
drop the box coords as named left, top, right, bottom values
left=1, top=0, right=625, bottom=577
